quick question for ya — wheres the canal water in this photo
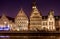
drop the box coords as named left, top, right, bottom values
left=0, top=36, right=60, bottom=39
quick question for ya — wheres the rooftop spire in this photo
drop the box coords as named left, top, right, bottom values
left=32, top=0, right=37, bottom=9
left=20, top=8, right=23, bottom=13
left=32, top=0, right=36, bottom=6
left=48, top=9, right=54, bottom=18
left=49, top=9, right=54, bottom=16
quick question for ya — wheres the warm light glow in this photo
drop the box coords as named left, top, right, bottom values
left=32, top=6, right=36, bottom=8
left=4, top=22, right=7, bottom=24
left=0, top=5, right=57, bottom=31
left=30, top=5, right=42, bottom=31
left=15, top=9, right=28, bottom=31
left=17, top=29, right=19, bottom=31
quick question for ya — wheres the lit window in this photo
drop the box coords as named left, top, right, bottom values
left=50, top=18, right=52, bottom=20
left=43, top=22, right=47, bottom=26
left=4, top=22, right=7, bottom=24
left=0, top=26, right=10, bottom=31
left=49, top=22, right=53, bottom=25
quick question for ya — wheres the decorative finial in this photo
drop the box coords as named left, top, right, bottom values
left=32, top=0, right=37, bottom=9
left=50, top=9, right=54, bottom=15
left=48, top=9, right=54, bottom=16
left=32, top=0, right=36, bottom=6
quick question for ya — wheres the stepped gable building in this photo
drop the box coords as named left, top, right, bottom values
left=0, top=8, right=59, bottom=31
left=41, top=10, right=56, bottom=31
left=30, top=0, right=42, bottom=31
left=15, top=8, right=28, bottom=31
left=47, top=10, right=55, bottom=31
left=0, top=14, right=9, bottom=27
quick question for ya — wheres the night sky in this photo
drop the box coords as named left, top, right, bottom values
left=0, top=0, right=60, bottom=18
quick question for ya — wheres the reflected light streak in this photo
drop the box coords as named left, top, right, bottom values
left=0, top=36, right=9, bottom=38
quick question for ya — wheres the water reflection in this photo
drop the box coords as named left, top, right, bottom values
left=0, top=36, right=60, bottom=39
left=0, top=36, right=9, bottom=38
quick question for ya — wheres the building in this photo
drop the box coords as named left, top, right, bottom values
left=56, top=16, right=60, bottom=30
left=0, top=9, right=59, bottom=31
left=58, top=17, right=60, bottom=31
left=0, top=0, right=59, bottom=31
left=29, top=1, right=42, bottom=31
left=42, top=16, right=48, bottom=31
left=0, top=14, right=10, bottom=30
left=47, top=10, right=56, bottom=31
left=15, top=8, right=28, bottom=31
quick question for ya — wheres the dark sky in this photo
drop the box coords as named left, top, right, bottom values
left=0, top=0, right=60, bottom=18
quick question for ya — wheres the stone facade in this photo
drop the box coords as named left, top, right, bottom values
left=47, top=10, right=55, bottom=31
left=0, top=1, right=59, bottom=31
left=30, top=5, right=42, bottom=31
left=15, top=9, right=28, bottom=31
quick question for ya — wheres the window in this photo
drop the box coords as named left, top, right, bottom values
left=50, top=18, right=52, bottom=20
left=43, top=22, right=45, bottom=25
left=43, top=22, right=47, bottom=26
left=49, top=22, right=53, bottom=25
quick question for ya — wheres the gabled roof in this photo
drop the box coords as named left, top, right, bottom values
left=0, top=15, right=59, bottom=22
left=0, top=14, right=9, bottom=22
left=15, top=8, right=28, bottom=19
left=0, top=15, right=14, bottom=22
left=30, top=6, right=42, bottom=18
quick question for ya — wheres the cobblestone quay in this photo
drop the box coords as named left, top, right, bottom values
left=0, top=31, right=60, bottom=36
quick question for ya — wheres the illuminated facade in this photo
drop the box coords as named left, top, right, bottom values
left=42, top=18, right=47, bottom=31
left=47, top=10, right=56, bottom=31
left=15, top=9, right=28, bottom=31
left=0, top=9, right=59, bottom=31
left=0, top=0, right=60, bottom=31
left=9, top=20, right=16, bottom=31
left=0, top=14, right=10, bottom=30
left=30, top=2, right=42, bottom=31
